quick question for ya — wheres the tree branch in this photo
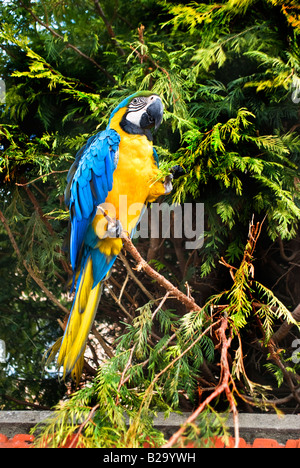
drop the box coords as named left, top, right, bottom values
left=93, top=0, right=126, bottom=56
left=2, top=394, right=51, bottom=410
left=121, top=235, right=202, bottom=313
left=118, top=252, right=154, bottom=302
left=91, top=324, right=114, bottom=359
left=272, top=303, right=300, bottom=343
left=97, top=205, right=203, bottom=313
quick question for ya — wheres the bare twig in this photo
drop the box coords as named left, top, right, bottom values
left=108, top=275, right=138, bottom=306
left=118, top=252, right=155, bottom=301
left=272, top=303, right=300, bottom=343
left=91, top=324, right=114, bottom=359
left=278, top=236, right=299, bottom=262
left=2, top=394, right=51, bottom=410
left=117, top=344, right=136, bottom=396
left=151, top=291, right=171, bottom=320
left=106, top=284, right=134, bottom=320
left=68, top=404, right=100, bottom=448
left=118, top=273, right=129, bottom=302
left=15, top=169, right=69, bottom=187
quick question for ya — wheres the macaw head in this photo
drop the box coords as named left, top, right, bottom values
left=108, top=91, right=164, bottom=139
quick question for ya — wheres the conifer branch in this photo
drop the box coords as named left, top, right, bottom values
left=93, top=0, right=126, bottom=56
left=0, top=208, right=69, bottom=318
left=162, top=317, right=237, bottom=448
left=131, top=24, right=176, bottom=104
left=22, top=184, right=71, bottom=276
left=20, top=0, right=116, bottom=83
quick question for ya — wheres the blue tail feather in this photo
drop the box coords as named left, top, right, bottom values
left=91, top=248, right=117, bottom=287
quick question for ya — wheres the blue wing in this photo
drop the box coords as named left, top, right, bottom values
left=65, top=128, right=120, bottom=276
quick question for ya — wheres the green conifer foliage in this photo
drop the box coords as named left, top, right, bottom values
left=0, top=0, right=300, bottom=447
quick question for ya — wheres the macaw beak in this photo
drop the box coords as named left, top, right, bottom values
left=140, top=97, right=164, bottom=131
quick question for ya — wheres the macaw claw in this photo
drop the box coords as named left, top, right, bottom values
left=164, top=174, right=173, bottom=194
left=170, top=165, right=185, bottom=179
left=106, top=218, right=123, bottom=238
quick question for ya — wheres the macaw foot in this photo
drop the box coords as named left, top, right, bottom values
left=164, top=174, right=173, bottom=194
left=95, top=205, right=124, bottom=239
left=163, top=166, right=185, bottom=195
left=170, top=165, right=185, bottom=179
left=106, top=218, right=123, bottom=238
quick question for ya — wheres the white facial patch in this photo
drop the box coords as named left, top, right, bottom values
left=126, top=107, right=147, bottom=127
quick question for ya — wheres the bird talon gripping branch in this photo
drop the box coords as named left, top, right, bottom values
left=106, top=218, right=123, bottom=238
left=164, top=173, right=173, bottom=194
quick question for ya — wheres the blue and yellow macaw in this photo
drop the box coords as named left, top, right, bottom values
left=57, top=91, right=172, bottom=382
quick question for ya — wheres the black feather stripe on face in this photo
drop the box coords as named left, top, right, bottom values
left=127, top=96, right=147, bottom=113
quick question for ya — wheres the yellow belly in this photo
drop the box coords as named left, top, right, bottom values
left=92, top=108, right=159, bottom=257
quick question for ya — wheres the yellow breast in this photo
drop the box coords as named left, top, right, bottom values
left=92, top=108, right=159, bottom=256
